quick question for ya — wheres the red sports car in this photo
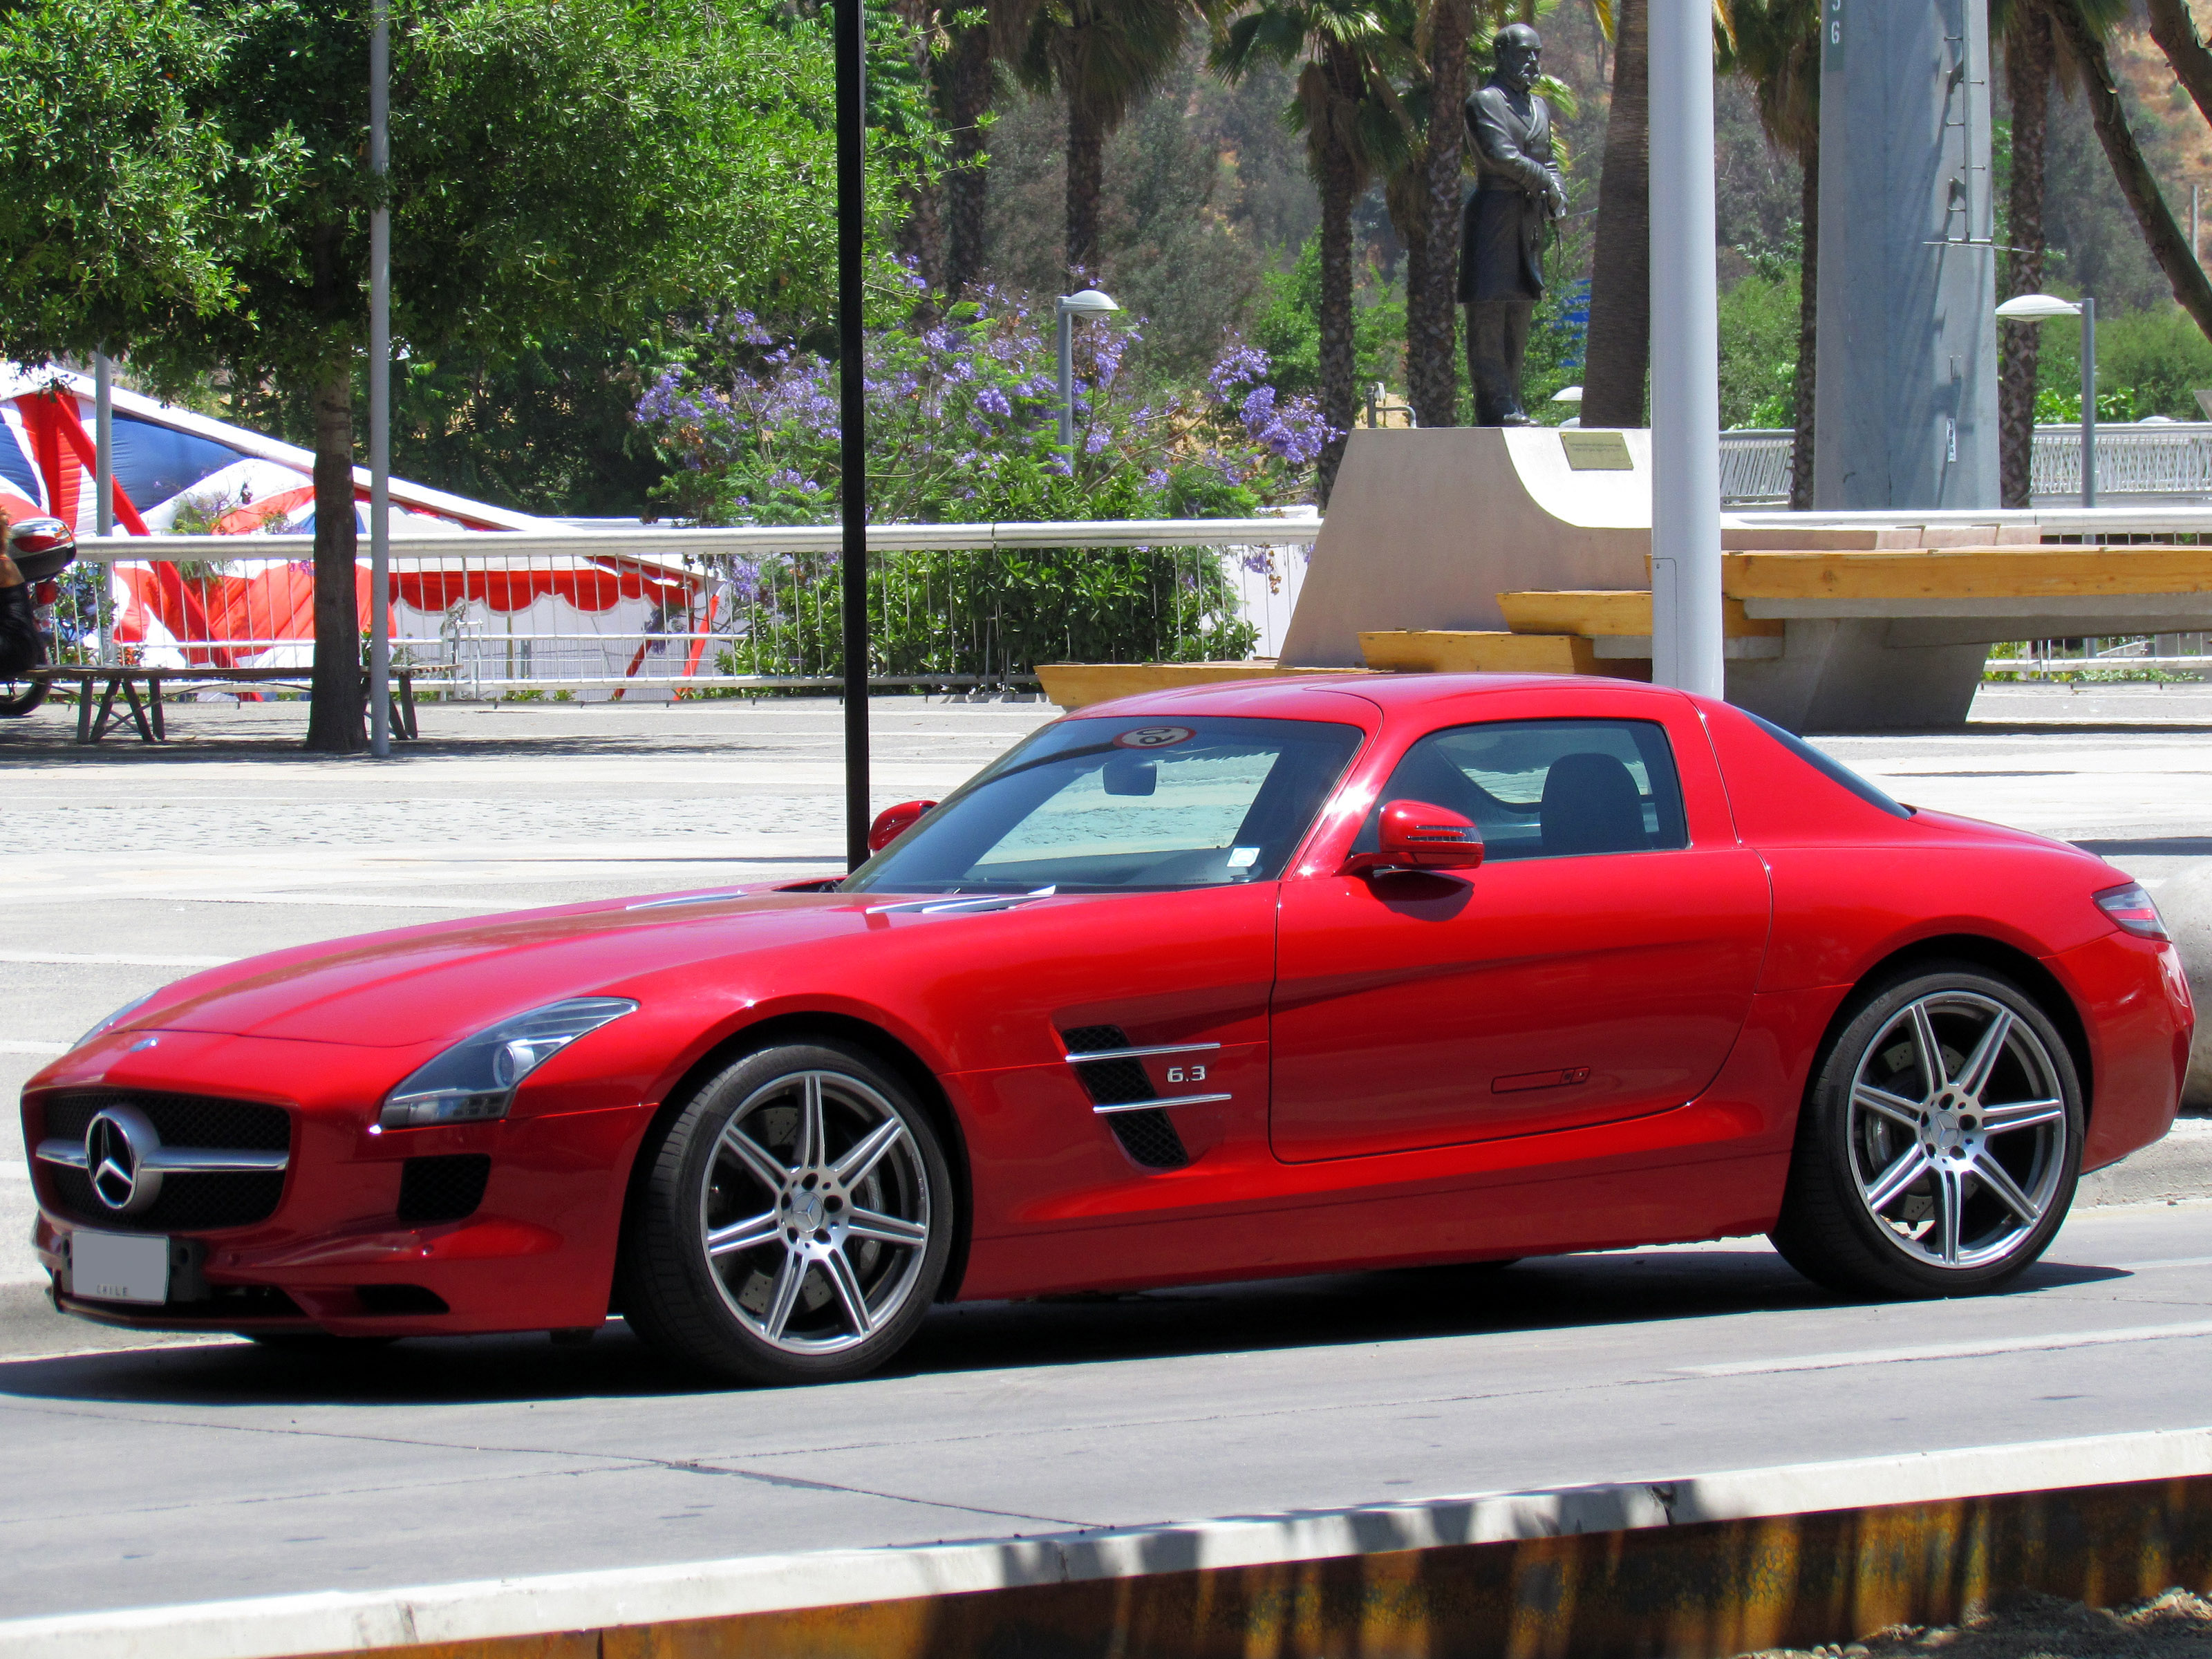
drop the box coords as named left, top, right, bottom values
left=21, top=675, right=2192, bottom=1383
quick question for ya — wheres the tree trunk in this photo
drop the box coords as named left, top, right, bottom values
left=1407, top=0, right=1471, bottom=428
left=1065, top=93, right=1104, bottom=281
left=1316, top=120, right=1360, bottom=504
left=1999, top=1, right=2052, bottom=512
left=305, top=368, right=363, bottom=753
left=893, top=0, right=945, bottom=292
left=1582, top=0, right=1648, bottom=427
left=2148, top=0, right=2212, bottom=129
left=944, top=21, right=994, bottom=297
left=1790, top=124, right=1818, bottom=511
left=2046, top=0, right=2212, bottom=341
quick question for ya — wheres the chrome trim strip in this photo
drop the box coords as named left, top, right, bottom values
left=626, top=890, right=753, bottom=911
left=1064, top=1042, right=1222, bottom=1065
left=1092, top=1093, right=1232, bottom=1115
left=31, top=1138, right=286, bottom=1174
left=870, top=888, right=1056, bottom=917
left=144, top=1147, right=290, bottom=1173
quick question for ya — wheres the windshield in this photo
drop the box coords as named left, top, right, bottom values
left=843, top=715, right=1365, bottom=894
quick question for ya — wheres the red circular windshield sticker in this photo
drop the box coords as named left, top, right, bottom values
left=1112, top=724, right=1196, bottom=750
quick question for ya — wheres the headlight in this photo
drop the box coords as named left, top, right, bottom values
left=379, top=997, right=639, bottom=1130
left=75, top=993, right=153, bottom=1050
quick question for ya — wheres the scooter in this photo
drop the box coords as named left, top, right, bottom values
left=1, top=515, right=77, bottom=718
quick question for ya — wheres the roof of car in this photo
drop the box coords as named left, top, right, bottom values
left=1064, top=672, right=1699, bottom=720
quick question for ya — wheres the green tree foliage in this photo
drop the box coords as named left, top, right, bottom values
left=2030, top=301, right=2212, bottom=420
left=1246, top=231, right=1404, bottom=401
left=0, top=0, right=268, bottom=352
left=3, top=0, right=933, bottom=749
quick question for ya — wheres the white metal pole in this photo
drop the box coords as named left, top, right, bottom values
left=1056, top=302, right=1075, bottom=453
left=368, top=0, right=392, bottom=757
left=93, top=351, right=114, bottom=664
left=2080, top=295, right=2096, bottom=510
left=1647, top=0, right=1725, bottom=699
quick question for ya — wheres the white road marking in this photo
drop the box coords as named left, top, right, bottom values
left=1679, top=1319, right=2212, bottom=1378
left=2111, top=1255, right=2212, bottom=1272
left=0, top=1040, right=66, bottom=1055
left=0, top=952, right=232, bottom=968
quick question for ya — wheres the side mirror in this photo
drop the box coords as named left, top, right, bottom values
left=867, top=799, right=938, bottom=854
left=1342, top=799, right=1485, bottom=877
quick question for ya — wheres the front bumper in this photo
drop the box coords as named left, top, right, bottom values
left=24, top=1031, right=654, bottom=1338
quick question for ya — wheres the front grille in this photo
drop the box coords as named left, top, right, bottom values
left=1107, top=1110, right=1190, bottom=1170
left=397, top=1154, right=491, bottom=1224
left=355, top=1284, right=449, bottom=1315
left=47, top=1165, right=286, bottom=1232
left=37, top=1090, right=292, bottom=1234
left=41, top=1092, right=290, bottom=1152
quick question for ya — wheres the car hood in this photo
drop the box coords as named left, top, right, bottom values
left=128, top=885, right=894, bottom=1049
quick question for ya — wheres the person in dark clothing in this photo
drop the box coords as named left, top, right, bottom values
left=0, top=534, right=41, bottom=677
left=1458, top=23, right=1566, bottom=426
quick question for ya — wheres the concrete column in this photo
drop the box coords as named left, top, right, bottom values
left=1813, top=0, right=1998, bottom=509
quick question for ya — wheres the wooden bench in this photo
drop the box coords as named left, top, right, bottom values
left=30, top=664, right=439, bottom=745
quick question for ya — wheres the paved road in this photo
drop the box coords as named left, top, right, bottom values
left=2, top=1201, right=2210, bottom=1620
left=4, top=686, right=2212, bottom=1620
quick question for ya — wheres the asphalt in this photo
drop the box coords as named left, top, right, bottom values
left=4, top=684, right=2212, bottom=1621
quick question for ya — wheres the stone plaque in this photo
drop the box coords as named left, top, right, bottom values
left=1559, top=431, right=1633, bottom=471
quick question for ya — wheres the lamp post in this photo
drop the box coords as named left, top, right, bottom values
left=1056, top=290, right=1119, bottom=452
left=1995, top=292, right=2095, bottom=508
left=368, top=0, right=392, bottom=757
left=836, top=0, right=870, bottom=869
left=1647, top=0, right=1724, bottom=700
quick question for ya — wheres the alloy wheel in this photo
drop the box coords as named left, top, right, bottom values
left=699, top=1069, right=932, bottom=1355
left=1845, top=989, right=2070, bottom=1271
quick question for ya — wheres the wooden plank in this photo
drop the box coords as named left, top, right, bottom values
left=1723, top=547, right=2212, bottom=601
left=1359, top=630, right=1607, bottom=675
left=1033, top=662, right=1360, bottom=711
left=1497, top=591, right=1784, bottom=638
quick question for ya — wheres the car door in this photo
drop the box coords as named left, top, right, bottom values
left=1269, top=701, right=1771, bottom=1163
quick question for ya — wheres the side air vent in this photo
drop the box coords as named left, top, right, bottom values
left=1060, top=1024, right=1190, bottom=1172
left=397, top=1154, right=491, bottom=1224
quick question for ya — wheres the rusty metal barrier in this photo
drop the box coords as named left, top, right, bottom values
left=7, top=1429, right=2212, bottom=1659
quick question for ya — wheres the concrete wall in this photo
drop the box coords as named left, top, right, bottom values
left=1814, top=0, right=2000, bottom=510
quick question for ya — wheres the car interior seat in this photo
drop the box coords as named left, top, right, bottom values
left=1539, top=752, right=1647, bottom=856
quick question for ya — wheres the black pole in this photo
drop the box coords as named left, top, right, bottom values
left=836, top=0, right=870, bottom=870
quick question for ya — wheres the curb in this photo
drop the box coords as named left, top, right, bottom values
left=6, top=1427, right=2212, bottom=1659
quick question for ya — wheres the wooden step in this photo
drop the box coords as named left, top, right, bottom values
left=1035, top=661, right=1362, bottom=711
left=1723, top=547, right=2212, bottom=601
left=1497, top=591, right=1784, bottom=639
left=1359, top=630, right=1640, bottom=677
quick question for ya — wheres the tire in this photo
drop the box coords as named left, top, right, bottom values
left=620, top=1040, right=955, bottom=1386
left=1771, top=962, right=2083, bottom=1299
left=0, top=632, right=48, bottom=718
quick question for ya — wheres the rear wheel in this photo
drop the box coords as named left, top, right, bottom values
left=621, top=1041, right=953, bottom=1385
left=1772, top=963, right=2081, bottom=1298
left=0, top=632, right=48, bottom=717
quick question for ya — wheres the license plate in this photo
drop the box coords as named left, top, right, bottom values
left=71, top=1230, right=170, bottom=1304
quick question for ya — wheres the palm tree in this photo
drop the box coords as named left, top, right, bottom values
left=942, top=15, right=1000, bottom=297
left=2047, top=1, right=2212, bottom=340
left=1215, top=0, right=1416, bottom=499
left=1716, top=0, right=1818, bottom=508
left=1017, top=0, right=1209, bottom=280
left=1579, top=0, right=1645, bottom=429
left=1994, top=0, right=2054, bottom=510
left=1393, top=0, right=1474, bottom=429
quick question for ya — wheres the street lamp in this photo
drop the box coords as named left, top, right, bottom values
left=1996, top=291, right=2096, bottom=508
left=1056, top=289, right=1120, bottom=452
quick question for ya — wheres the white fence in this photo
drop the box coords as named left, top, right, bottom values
left=49, top=518, right=1319, bottom=698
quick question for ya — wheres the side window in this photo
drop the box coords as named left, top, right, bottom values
left=1355, top=718, right=1689, bottom=861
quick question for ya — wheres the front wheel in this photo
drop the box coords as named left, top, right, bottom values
left=1771, top=964, right=2082, bottom=1299
left=620, top=1041, right=954, bottom=1385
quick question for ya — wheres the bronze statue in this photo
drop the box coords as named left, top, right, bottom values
left=1459, top=23, right=1566, bottom=426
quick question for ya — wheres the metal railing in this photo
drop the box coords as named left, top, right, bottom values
left=44, top=518, right=1320, bottom=698
left=1718, top=423, right=2212, bottom=507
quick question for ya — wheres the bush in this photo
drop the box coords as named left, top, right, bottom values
left=635, top=279, right=1333, bottom=677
